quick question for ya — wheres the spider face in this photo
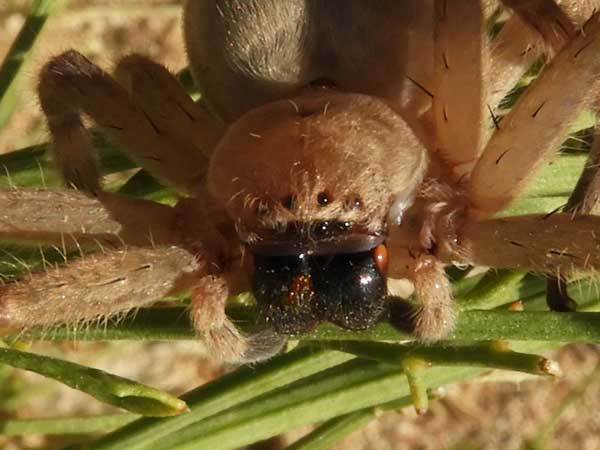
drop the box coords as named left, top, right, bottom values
left=208, top=91, right=427, bottom=235
left=207, top=90, right=426, bottom=333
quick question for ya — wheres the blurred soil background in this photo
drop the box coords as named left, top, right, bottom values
left=0, top=2, right=599, bottom=449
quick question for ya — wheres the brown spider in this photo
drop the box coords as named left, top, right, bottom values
left=2, top=0, right=600, bottom=363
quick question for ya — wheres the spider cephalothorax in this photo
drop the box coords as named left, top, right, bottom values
left=2, top=0, right=600, bottom=362
left=209, top=90, right=426, bottom=334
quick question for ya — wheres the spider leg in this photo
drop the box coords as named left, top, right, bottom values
left=190, top=273, right=286, bottom=363
left=113, top=54, right=226, bottom=191
left=0, top=186, right=273, bottom=362
left=486, top=1, right=600, bottom=118
left=500, top=0, right=575, bottom=51
left=410, top=255, right=456, bottom=341
left=546, top=131, right=600, bottom=310
left=469, top=13, right=600, bottom=217
left=0, top=246, right=202, bottom=335
left=387, top=189, right=458, bottom=341
left=486, top=14, right=545, bottom=113
left=439, top=213, right=600, bottom=273
left=0, top=188, right=178, bottom=248
left=38, top=50, right=225, bottom=194
left=497, top=0, right=577, bottom=311
left=491, top=1, right=600, bottom=310
left=432, top=0, right=492, bottom=179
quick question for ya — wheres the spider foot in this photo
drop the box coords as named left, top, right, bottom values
left=191, top=274, right=286, bottom=363
left=201, top=320, right=286, bottom=363
left=411, top=255, right=456, bottom=342
left=411, top=302, right=456, bottom=343
left=388, top=295, right=456, bottom=343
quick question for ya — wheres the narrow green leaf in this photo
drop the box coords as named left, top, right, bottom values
left=0, top=0, right=69, bottom=129
left=143, top=361, right=484, bottom=450
left=284, top=396, right=421, bottom=450
left=284, top=410, right=375, bottom=450
left=118, top=169, right=177, bottom=204
left=320, top=341, right=560, bottom=377
left=0, top=132, right=137, bottom=188
left=520, top=153, right=586, bottom=198
left=131, top=343, right=557, bottom=450
left=0, top=414, right=137, bottom=436
left=456, top=269, right=532, bottom=310
left=84, top=347, right=353, bottom=450
left=498, top=196, right=569, bottom=217
left=0, top=348, right=187, bottom=416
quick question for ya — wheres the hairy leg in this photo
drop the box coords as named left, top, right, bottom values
left=487, top=14, right=545, bottom=112
left=546, top=131, right=600, bottom=310
left=440, top=213, right=600, bottom=272
left=488, top=0, right=600, bottom=110
left=38, top=50, right=225, bottom=194
left=0, top=188, right=178, bottom=248
left=500, top=0, right=575, bottom=51
left=469, top=13, right=600, bottom=217
left=190, top=273, right=286, bottom=363
left=432, top=0, right=492, bottom=179
left=114, top=54, right=226, bottom=193
left=0, top=187, right=272, bottom=362
left=489, top=1, right=600, bottom=310
left=0, top=246, right=202, bottom=334
left=410, top=255, right=455, bottom=341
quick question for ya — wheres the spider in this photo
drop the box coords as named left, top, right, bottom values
left=1, top=0, right=600, bottom=363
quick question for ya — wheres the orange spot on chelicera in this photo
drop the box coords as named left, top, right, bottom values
left=373, top=244, right=388, bottom=275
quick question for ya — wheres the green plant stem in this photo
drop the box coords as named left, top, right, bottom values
left=0, top=0, right=68, bottom=129
left=284, top=395, right=425, bottom=450
left=156, top=343, right=557, bottom=450
left=138, top=362, right=484, bottom=450
left=0, top=414, right=137, bottom=436
left=456, top=269, right=530, bottom=309
left=85, top=347, right=353, bottom=450
left=77, top=342, right=557, bottom=450
left=0, top=348, right=187, bottom=416
left=22, top=308, right=600, bottom=343
left=319, top=341, right=560, bottom=376
left=307, top=310, right=600, bottom=342
left=401, top=357, right=430, bottom=414
left=284, top=410, right=374, bottom=450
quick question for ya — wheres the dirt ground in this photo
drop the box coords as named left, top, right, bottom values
left=1, top=2, right=600, bottom=450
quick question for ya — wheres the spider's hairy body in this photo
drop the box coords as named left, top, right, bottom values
left=185, top=1, right=432, bottom=126
left=209, top=91, right=428, bottom=237
left=2, top=0, right=600, bottom=360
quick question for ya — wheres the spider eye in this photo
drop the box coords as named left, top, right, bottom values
left=317, top=191, right=331, bottom=206
left=344, top=195, right=362, bottom=210
left=336, top=221, right=352, bottom=231
left=313, top=221, right=331, bottom=239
